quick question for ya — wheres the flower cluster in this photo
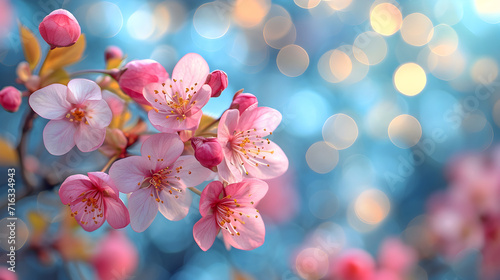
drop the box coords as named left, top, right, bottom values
left=9, top=9, right=288, bottom=251
left=426, top=150, right=500, bottom=279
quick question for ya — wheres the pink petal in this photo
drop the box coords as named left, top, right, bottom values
left=190, top=84, right=211, bottom=111
left=240, top=141, right=288, bottom=180
left=225, top=179, right=268, bottom=206
left=104, top=196, right=130, bottom=229
left=29, top=84, right=71, bottom=119
left=59, top=174, right=93, bottom=205
left=217, top=109, right=240, bottom=144
left=157, top=188, right=191, bottom=221
left=148, top=108, right=204, bottom=133
left=172, top=155, right=212, bottom=187
left=217, top=156, right=243, bottom=184
left=199, top=181, right=224, bottom=216
left=102, top=90, right=125, bottom=116
left=222, top=209, right=265, bottom=250
left=140, top=133, right=184, bottom=170
left=238, top=107, right=282, bottom=132
left=109, top=156, right=151, bottom=193
left=84, top=99, right=112, bottom=128
left=143, top=81, right=170, bottom=108
left=66, top=79, right=102, bottom=104
left=193, top=215, right=219, bottom=251
left=75, top=208, right=106, bottom=232
left=74, top=124, right=106, bottom=152
left=87, top=171, right=119, bottom=194
left=43, top=119, right=76, bottom=155
left=128, top=187, right=159, bottom=232
left=171, top=53, right=209, bottom=91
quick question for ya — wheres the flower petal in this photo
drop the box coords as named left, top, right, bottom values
left=157, top=188, right=191, bottom=221
left=140, top=133, right=184, bottom=170
left=222, top=209, right=265, bottom=250
left=87, top=171, right=119, bottom=194
left=225, top=179, right=268, bottom=206
left=43, top=119, right=76, bottom=155
left=171, top=53, right=209, bottom=91
left=148, top=109, right=204, bottom=133
left=104, top=196, right=130, bottom=229
left=67, top=79, right=102, bottom=104
left=217, top=156, right=243, bottom=184
left=190, top=84, right=211, bottom=111
left=193, top=215, right=219, bottom=251
left=241, top=141, right=288, bottom=180
left=59, top=174, right=93, bottom=205
left=74, top=124, right=106, bottom=152
left=199, top=181, right=224, bottom=216
left=173, top=155, right=212, bottom=188
left=128, top=187, right=159, bottom=232
left=238, top=107, right=282, bottom=132
left=217, top=109, right=240, bottom=144
left=29, top=84, right=71, bottom=119
left=74, top=207, right=106, bottom=232
left=143, top=81, right=170, bottom=108
left=85, top=99, right=112, bottom=128
left=109, top=156, right=151, bottom=193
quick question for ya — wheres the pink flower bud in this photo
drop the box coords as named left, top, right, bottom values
left=191, top=137, right=223, bottom=170
left=230, top=92, right=258, bottom=114
left=117, top=59, right=169, bottom=105
left=104, top=46, right=123, bottom=62
left=0, top=86, right=22, bottom=112
left=38, top=9, right=81, bottom=49
left=205, top=70, right=228, bottom=97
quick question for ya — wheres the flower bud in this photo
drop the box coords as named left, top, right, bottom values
left=117, top=59, right=168, bottom=105
left=104, top=46, right=123, bottom=62
left=191, top=137, right=224, bottom=170
left=0, top=86, right=22, bottom=112
left=205, top=70, right=228, bottom=97
left=39, top=9, right=81, bottom=49
left=230, top=92, right=258, bottom=114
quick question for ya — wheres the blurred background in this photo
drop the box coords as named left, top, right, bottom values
left=1, top=0, right=500, bottom=279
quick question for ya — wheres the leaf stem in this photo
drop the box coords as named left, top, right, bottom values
left=101, top=155, right=118, bottom=173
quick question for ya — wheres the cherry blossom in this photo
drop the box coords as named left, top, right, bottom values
left=193, top=179, right=268, bottom=251
left=38, top=9, right=80, bottom=49
left=59, top=172, right=130, bottom=232
left=109, top=133, right=212, bottom=232
left=29, top=79, right=112, bottom=155
left=217, top=107, right=288, bottom=183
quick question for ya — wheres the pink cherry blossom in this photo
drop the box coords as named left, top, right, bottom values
left=0, top=86, right=22, bottom=112
left=143, top=53, right=212, bottom=135
left=109, top=133, right=212, bottom=232
left=59, top=172, right=130, bottom=232
left=330, top=249, right=376, bottom=280
left=39, top=9, right=81, bottom=49
left=91, top=230, right=138, bottom=280
left=193, top=179, right=268, bottom=251
left=230, top=92, right=258, bottom=114
left=205, top=70, right=228, bottom=97
left=0, top=266, right=16, bottom=280
left=104, top=46, right=123, bottom=63
left=217, top=107, right=288, bottom=183
left=191, top=137, right=224, bottom=170
left=118, top=59, right=169, bottom=105
left=29, top=79, right=112, bottom=155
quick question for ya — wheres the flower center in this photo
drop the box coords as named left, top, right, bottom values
left=152, top=80, right=199, bottom=121
left=230, top=128, right=274, bottom=175
left=66, top=108, right=89, bottom=124
left=68, top=190, right=104, bottom=225
left=215, top=195, right=260, bottom=237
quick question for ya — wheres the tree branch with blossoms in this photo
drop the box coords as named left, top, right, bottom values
left=3, top=8, right=288, bottom=251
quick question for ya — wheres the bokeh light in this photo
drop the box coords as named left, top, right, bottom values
left=306, top=141, right=339, bottom=174
left=434, top=0, right=463, bottom=26
left=295, top=247, right=329, bottom=280
left=393, top=63, right=427, bottom=96
left=370, top=3, right=402, bottom=36
left=85, top=2, right=123, bottom=38
left=318, top=49, right=353, bottom=83
left=352, top=31, right=387, bottom=65
left=388, top=114, right=422, bottom=148
left=325, top=0, right=353, bottom=11
left=233, top=0, right=271, bottom=28
left=428, top=24, right=459, bottom=56
left=194, top=2, right=231, bottom=39
left=471, top=57, right=498, bottom=85
left=277, top=44, right=309, bottom=77
left=127, top=9, right=155, bottom=40
left=427, top=50, right=466, bottom=81
left=354, top=189, right=391, bottom=225
left=400, top=13, right=434, bottom=47
left=263, top=16, right=296, bottom=49
left=474, top=0, right=500, bottom=23
left=322, top=113, right=358, bottom=150
left=294, top=0, right=321, bottom=9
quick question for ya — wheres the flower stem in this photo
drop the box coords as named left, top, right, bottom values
left=69, top=69, right=117, bottom=78
left=188, top=187, right=202, bottom=196
left=101, top=155, right=118, bottom=173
